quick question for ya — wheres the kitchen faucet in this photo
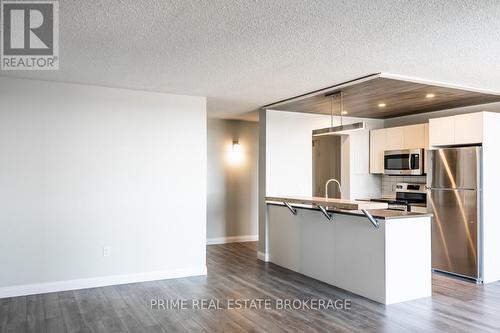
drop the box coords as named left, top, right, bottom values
left=325, top=178, right=343, bottom=200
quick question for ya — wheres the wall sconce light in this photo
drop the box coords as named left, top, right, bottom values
left=232, top=140, right=241, bottom=153
left=228, top=140, right=243, bottom=165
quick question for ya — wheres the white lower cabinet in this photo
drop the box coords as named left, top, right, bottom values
left=267, top=205, right=301, bottom=271
left=299, top=213, right=336, bottom=284
left=267, top=204, right=432, bottom=304
left=268, top=205, right=335, bottom=285
left=334, top=215, right=386, bottom=302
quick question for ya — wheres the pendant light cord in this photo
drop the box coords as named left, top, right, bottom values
left=330, top=94, right=333, bottom=127
left=329, top=91, right=344, bottom=127
left=340, top=91, right=343, bottom=126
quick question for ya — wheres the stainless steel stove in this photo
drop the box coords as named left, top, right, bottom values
left=370, top=183, right=427, bottom=211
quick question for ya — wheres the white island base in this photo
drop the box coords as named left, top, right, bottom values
left=266, top=204, right=432, bottom=305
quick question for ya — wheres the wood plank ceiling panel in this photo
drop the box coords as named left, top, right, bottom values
left=265, top=77, right=500, bottom=119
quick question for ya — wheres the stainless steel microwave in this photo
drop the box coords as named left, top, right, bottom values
left=384, top=149, right=424, bottom=175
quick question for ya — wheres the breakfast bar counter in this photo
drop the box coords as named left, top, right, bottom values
left=264, top=197, right=432, bottom=304
left=266, top=201, right=432, bottom=220
left=265, top=195, right=390, bottom=210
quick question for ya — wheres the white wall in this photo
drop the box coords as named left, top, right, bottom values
left=266, top=111, right=328, bottom=197
left=478, top=112, right=500, bottom=283
left=265, top=110, right=383, bottom=199
left=258, top=110, right=267, bottom=255
left=0, top=77, right=207, bottom=297
left=341, top=119, right=385, bottom=200
left=207, top=119, right=259, bottom=244
left=260, top=109, right=383, bottom=257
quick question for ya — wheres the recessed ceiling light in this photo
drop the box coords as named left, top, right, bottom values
left=378, top=103, right=386, bottom=108
left=426, top=93, right=435, bottom=98
left=342, top=111, right=348, bottom=115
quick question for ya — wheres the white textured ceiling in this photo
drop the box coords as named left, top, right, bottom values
left=3, top=0, right=500, bottom=120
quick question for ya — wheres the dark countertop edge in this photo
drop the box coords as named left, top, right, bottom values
left=356, top=198, right=427, bottom=208
left=266, top=202, right=433, bottom=220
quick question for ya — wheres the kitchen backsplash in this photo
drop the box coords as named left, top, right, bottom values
left=381, top=175, right=426, bottom=197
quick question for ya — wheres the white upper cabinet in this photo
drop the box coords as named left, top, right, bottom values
left=369, top=129, right=386, bottom=174
left=424, top=123, right=429, bottom=149
left=429, top=116, right=455, bottom=147
left=385, top=127, right=404, bottom=150
left=403, top=124, right=426, bottom=149
left=429, top=112, right=483, bottom=147
left=424, top=123, right=429, bottom=173
left=454, top=112, right=483, bottom=145
left=371, top=112, right=485, bottom=175
left=369, top=123, right=427, bottom=174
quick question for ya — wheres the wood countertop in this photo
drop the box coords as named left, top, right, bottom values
left=266, top=196, right=389, bottom=210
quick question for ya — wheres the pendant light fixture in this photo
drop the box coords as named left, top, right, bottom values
left=312, top=91, right=365, bottom=136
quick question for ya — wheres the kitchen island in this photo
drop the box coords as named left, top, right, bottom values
left=265, top=196, right=432, bottom=305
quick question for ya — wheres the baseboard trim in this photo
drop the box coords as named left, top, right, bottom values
left=257, top=251, right=270, bottom=262
left=206, top=235, right=258, bottom=245
left=0, top=266, right=207, bottom=299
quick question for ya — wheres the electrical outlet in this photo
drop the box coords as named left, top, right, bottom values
left=103, top=246, right=111, bottom=257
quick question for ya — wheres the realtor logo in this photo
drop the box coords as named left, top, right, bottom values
left=1, top=0, right=59, bottom=70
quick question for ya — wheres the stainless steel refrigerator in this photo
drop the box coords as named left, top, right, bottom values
left=427, top=146, right=482, bottom=282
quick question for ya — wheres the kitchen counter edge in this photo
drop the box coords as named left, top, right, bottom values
left=266, top=201, right=433, bottom=220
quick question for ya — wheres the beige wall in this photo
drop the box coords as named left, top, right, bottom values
left=207, top=119, right=259, bottom=242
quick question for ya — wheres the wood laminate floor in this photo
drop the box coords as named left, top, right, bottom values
left=1, top=242, right=500, bottom=332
